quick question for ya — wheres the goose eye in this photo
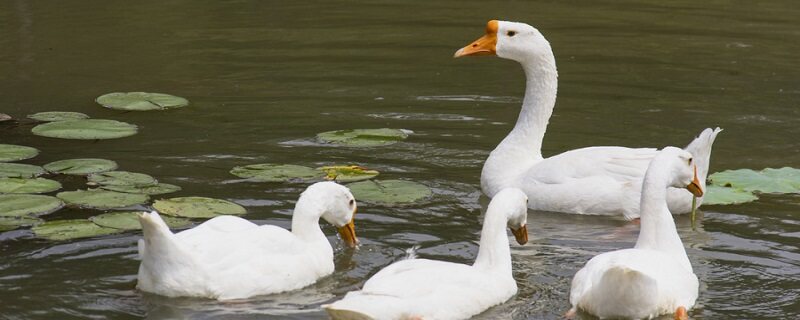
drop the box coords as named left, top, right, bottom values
left=348, top=199, right=354, bottom=206
left=688, top=157, right=693, bottom=165
left=506, top=31, right=517, bottom=37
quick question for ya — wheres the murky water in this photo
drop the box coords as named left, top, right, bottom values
left=2, top=1, right=799, bottom=319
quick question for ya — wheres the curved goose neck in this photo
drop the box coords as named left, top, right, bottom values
left=472, top=208, right=512, bottom=273
left=291, top=201, right=331, bottom=247
left=634, top=165, right=692, bottom=271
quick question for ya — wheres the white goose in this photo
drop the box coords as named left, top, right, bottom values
left=568, top=147, right=702, bottom=319
left=455, top=20, right=721, bottom=218
left=324, top=188, right=529, bottom=320
left=136, top=181, right=358, bottom=300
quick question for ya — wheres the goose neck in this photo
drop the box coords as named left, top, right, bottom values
left=473, top=209, right=512, bottom=273
left=635, top=168, right=692, bottom=271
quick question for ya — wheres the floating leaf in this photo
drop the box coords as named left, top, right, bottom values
left=0, top=163, right=46, bottom=178
left=316, top=128, right=410, bottom=147
left=230, top=164, right=320, bottom=182
left=57, top=189, right=149, bottom=209
left=31, top=119, right=138, bottom=140
left=0, top=144, right=39, bottom=162
left=88, top=171, right=157, bottom=187
left=100, top=183, right=181, bottom=195
left=709, top=167, right=800, bottom=194
left=153, top=197, right=246, bottom=218
left=0, top=113, right=12, bottom=123
left=318, top=165, right=379, bottom=182
left=27, top=111, right=90, bottom=122
left=0, top=178, right=61, bottom=194
left=43, top=158, right=118, bottom=175
left=347, top=179, right=432, bottom=205
left=32, top=219, right=121, bottom=240
left=0, top=216, right=43, bottom=231
left=702, top=185, right=759, bottom=205
left=0, top=194, right=64, bottom=217
left=96, top=92, right=189, bottom=111
left=90, top=212, right=191, bottom=231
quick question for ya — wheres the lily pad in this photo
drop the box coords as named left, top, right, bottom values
left=153, top=197, right=246, bottom=218
left=88, top=171, right=157, bottom=187
left=89, top=212, right=192, bottom=231
left=318, top=165, right=379, bottom=182
left=0, top=144, right=39, bottom=162
left=702, top=185, right=759, bottom=205
left=31, top=119, right=138, bottom=140
left=32, top=219, right=121, bottom=240
left=0, top=178, right=61, bottom=194
left=0, top=216, right=43, bottom=231
left=316, top=128, right=410, bottom=147
left=27, top=111, right=90, bottom=122
left=100, top=183, right=181, bottom=195
left=96, top=92, right=189, bottom=111
left=57, top=189, right=149, bottom=209
left=709, top=167, right=800, bottom=194
left=346, top=179, right=432, bottom=205
left=44, top=158, right=118, bottom=175
left=0, top=163, right=46, bottom=178
left=230, top=164, right=320, bottom=182
left=0, top=194, right=64, bottom=217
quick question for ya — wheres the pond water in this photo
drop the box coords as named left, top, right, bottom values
left=1, top=0, right=799, bottom=319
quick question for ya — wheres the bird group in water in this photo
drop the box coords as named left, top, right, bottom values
left=137, top=20, right=722, bottom=320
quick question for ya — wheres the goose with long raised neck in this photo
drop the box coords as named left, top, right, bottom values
left=455, top=20, right=721, bottom=218
left=568, top=147, right=702, bottom=319
left=136, top=181, right=358, bottom=300
left=324, top=188, right=529, bottom=320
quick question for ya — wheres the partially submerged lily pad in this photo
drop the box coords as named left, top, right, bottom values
left=32, top=219, right=121, bottom=240
left=31, top=119, right=138, bottom=140
left=89, top=212, right=192, bottom=231
left=100, top=183, right=181, bottom=195
left=57, top=189, right=149, bottom=209
left=0, top=163, right=46, bottom=178
left=347, top=179, right=432, bottom=205
left=709, top=167, right=800, bottom=194
left=27, top=111, right=90, bottom=122
left=0, top=178, right=61, bottom=194
left=0, top=144, right=39, bottom=162
left=96, top=92, right=189, bottom=111
left=153, top=197, right=246, bottom=218
left=703, top=185, right=759, bottom=205
left=316, top=128, right=410, bottom=147
left=88, top=171, right=157, bottom=187
left=0, top=194, right=64, bottom=217
left=230, top=164, right=320, bottom=182
left=0, top=216, right=43, bottom=231
left=44, top=158, right=118, bottom=175
left=318, top=165, right=379, bottom=182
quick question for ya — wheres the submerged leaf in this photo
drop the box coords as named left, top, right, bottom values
left=0, top=163, right=46, bottom=178
left=153, top=197, right=246, bottom=218
left=88, top=171, right=157, bottom=187
left=316, top=128, right=410, bottom=147
left=230, top=164, right=320, bottom=182
left=100, top=183, right=181, bottom=195
left=0, top=144, right=39, bottom=162
left=31, top=119, right=138, bottom=140
left=0, top=216, right=43, bottom=231
left=347, top=179, right=432, bottom=205
left=709, top=167, right=800, bottom=194
left=0, top=178, right=61, bottom=194
left=90, top=211, right=191, bottom=230
left=44, top=158, right=118, bottom=175
left=32, top=219, right=121, bottom=240
left=57, top=189, right=149, bottom=209
left=96, top=92, right=189, bottom=111
left=27, top=111, right=90, bottom=122
left=0, top=194, right=64, bottom=217
left=318, top=165, right=379, bottom=182
left=702, top=185, right=759, bottom=205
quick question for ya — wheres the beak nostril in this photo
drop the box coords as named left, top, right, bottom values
left=472, top=44, right=477, bottom=47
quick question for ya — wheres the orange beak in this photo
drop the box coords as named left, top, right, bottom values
left=337, top=207, right=358, bottom=247
left=510, top=224, right=528, bottom=245
left=686, top=165, right=704, bottom=197
left=454, top=20, right=498, bottom=58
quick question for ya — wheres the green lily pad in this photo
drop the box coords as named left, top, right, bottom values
left=709, top=167, right=800, bottom=194
left=0, top=216, right=43, bottom=231
left=100, top=183, right=181, bottom=195
left=32, top=219, right=121, bottom=240
left=96, top=92, right=189, bottom=111
left=27, top=111, right=90, bottom=122
left=43, top=158, right=118, bottom=175
left=346, top=179, right=432, bottom=205
left=702, top=185, right=759, bottom=205
left=31, top=119, right=138, bottom=140
left=88, top=171, right=157, bottom=187
left=316, top=128, right=410, bottom=147
left=318, top=165, right=379, bottom=182
left=0, top=178, right=61, bottom=194
left=153, top=197, right=246, bottom=218
left=0, top=144, right=39, bottom=162
left=0, top=163, right=46, bottom=178
left=0, top=194, right=64, bottom=217
left=89, top=211, right=192, bottom=231
left=57, top=189, right=149, bottom=209
left=230, top=164, right=320, bottom=182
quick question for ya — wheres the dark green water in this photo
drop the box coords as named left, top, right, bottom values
left=1, top=1, right=799, bottom=319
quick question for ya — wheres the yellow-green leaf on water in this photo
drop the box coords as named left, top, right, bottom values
left=88, top=171, right=157, bottom=187
left=709, top=167, right=800, bottom=194
left=32, top=219, right=121, bottom=240
left=27, top=111, right=90, bottom=122
left=0, top=163, right=46, bottom=178
left=0, top=144, right=39, bottom=162
left=0, top=194, right=64, bottom=217
left=0, top=178, right=61, bottom=194
left=89, top=212, right=191, bottom=231
left=318, top=165, right=379, bottom=182
left=31, top=119, right=138, bottom=140
left=44, top=158, right=118, bottom=175
left=316, top=128, right=410, bottom=147
left=56, top=189, right=149, bottom=209
left=0, top=216, right=43, bottom=231
left=347, top=179, right=432, bottom=205
left=230, top=164, right=320, bottom=182
left=96, top=92, right=189, bottom=111
left=153, top=197, right=246, bottom=218
left=703, top=185, right=759, bottom=205
left=100, top=183, right=181, bottom=195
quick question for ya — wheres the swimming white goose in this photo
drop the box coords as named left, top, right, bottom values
left=455, top=20, right=721, bottom=218
left=568, top=147, right=702, bottom=319
left=136, top=181, right=358, bottom=300
left=324, top=188, right=529, bottom=320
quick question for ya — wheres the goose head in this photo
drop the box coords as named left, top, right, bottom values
left=658, top=147, right=704, bottom=197
left=491, top=188, right=530, bottom=245
left=454, top=20, right=553, bottom=64
left=298, top=181, right=358, bottom=247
